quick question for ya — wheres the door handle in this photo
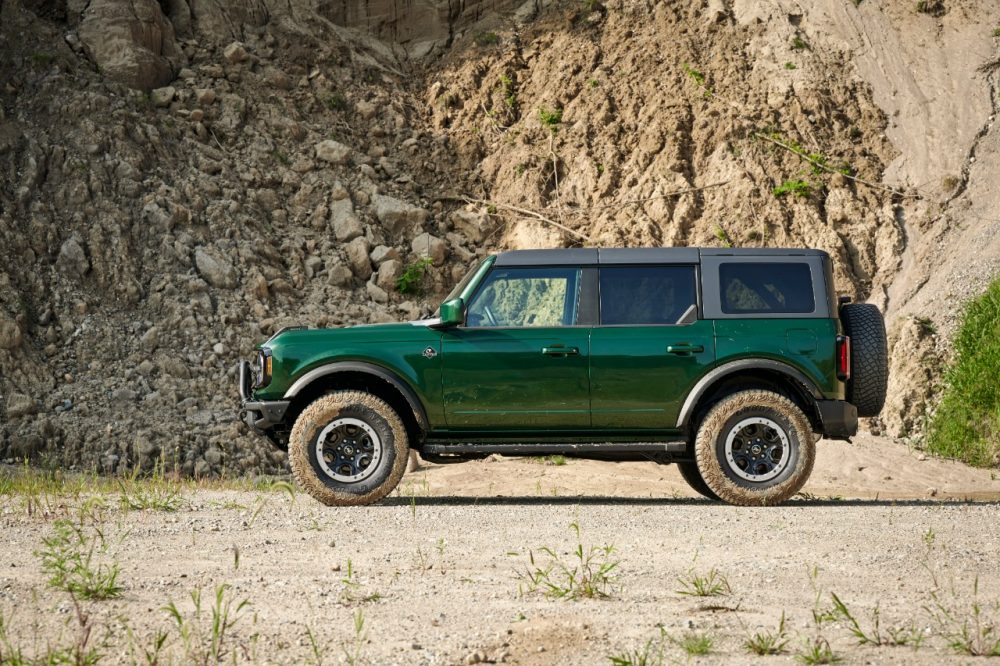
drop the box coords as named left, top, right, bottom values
left=666, top=343, right=705, bottom=355
left=541, top=346, right=580, bottom=356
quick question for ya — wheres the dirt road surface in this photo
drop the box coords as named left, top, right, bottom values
left=2, top=434, right=999, bottom=664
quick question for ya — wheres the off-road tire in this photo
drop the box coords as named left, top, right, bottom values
left=289, top=391, right=409, bottom=506
left=840, top=303, right=888, bottom=417
left=676, top=461, right=720, bottom=501
left=695, top=390, right=815, bottom=506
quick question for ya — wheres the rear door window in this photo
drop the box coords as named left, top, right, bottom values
left=719, top=262, right=814, bottom=314
left=599, top=266, right=697, bottom=325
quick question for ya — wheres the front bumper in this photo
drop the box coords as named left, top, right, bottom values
left=816, top=399, right=858, bottom=439
left=238, top=360, right=289, bottom=433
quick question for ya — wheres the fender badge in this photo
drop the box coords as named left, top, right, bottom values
left=422, top=347, right=437, bottom=359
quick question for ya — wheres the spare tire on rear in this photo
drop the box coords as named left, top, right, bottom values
left=840, top=303, right=888, bottom=417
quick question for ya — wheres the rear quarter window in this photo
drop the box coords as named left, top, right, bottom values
left=719, top=262, right=814, bottom=314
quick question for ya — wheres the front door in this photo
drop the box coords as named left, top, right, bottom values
left=589, top=265, right=715, bottom=429
left=441, top=266, right=591, bottom=429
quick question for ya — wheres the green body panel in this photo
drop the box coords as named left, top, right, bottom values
left=589, top=321, right=716, bottom=428
left=713, top=319, right=843, bottom=399
left=440, top=327, right=591, bottom=428
left=253, top=323, right=445, bottom=421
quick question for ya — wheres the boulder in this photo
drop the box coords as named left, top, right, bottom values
left=77, top=0, right=181, bottom=91
left=411, top=232, right=448, bottom=265
left=370, top=245, right=401, bottom=266
left=150, top=86, right=175, bottom=107
left=58, top=238, right=90, bottom=277
left=345, top=237, right=372, bottom=280
left=450, top=208, right=495, bottom=243
left=375, top=259, right=403, bottom=292
left=330, top=199, right=363, bottom=242
left=0, top=316, right=22, bottom=350
left=194, top=248, right=237, bottom=288
left=315, top=139, right=352, bottom=165
left=223, top=41, right=248, bottom=64
left=6, top=392, right=37, bottom=419
left=373, top=194, right=428, bottom=235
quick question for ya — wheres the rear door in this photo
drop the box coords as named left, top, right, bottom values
left=589, top=265, right=715, bottom=429
left=441, top=266, right=593, bottom=429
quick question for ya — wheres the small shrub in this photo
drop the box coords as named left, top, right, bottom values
left=608, top=628, right=666, bottom=665
left=792, top=36, right=810, bottom=50
left=396, top=258, right=433, bottom=295
left=38, top=520, right=123, bottom=600
left=785, top=61, right=798, bottom=70
left=773, top=179, right=812, bottom=198
left=538, top=106, right=563, bottom=129
left=993, top=26, right=1000, bottom=37
left=325, top=93, right=349, bottom=112
left=915, top=0, right=944, bottom=15
left=848, top=126, right=863, bottom=141
left=164, top=585, right=252, bottom=666
left=796, top=637, right=841, bottom=664
left=672, top=631, right=713, bottom=656
left=744, top=612, right=790, bottom=655
left=676, top=568, right=731, bottom=597
left=518, top=521, right=619, bottom=600
left=926, top=278, right=1000, bottom=466
left=683, top=64, right=706, bottom=86
left=714, top=225, right=733, bottom=248
left=474, top=31, right=500, bottom=46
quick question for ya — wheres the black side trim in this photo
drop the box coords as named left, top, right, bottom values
left=816, top=400, right=858, bottom=439
left=423, top=441, right=687, bottom=455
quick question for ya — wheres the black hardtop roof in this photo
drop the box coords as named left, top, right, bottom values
left=493, top=247, right=829, bottom=267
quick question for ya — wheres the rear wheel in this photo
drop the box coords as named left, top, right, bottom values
left=676, top=461, right=720, bottom=501
left=289, top=391, right=409, bottom=506
left=695, top=390, right=815, bottom=506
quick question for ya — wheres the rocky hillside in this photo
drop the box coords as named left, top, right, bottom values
left=1, top=0, right=998, bottom=475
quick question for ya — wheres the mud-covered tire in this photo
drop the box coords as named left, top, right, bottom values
left=676, top=461, right=721, bottom=501
left=289, top=391, right=409, bottom=506
left=840, top=303, right=888, bottom=417
left=695, top=390, right=815, bottom=506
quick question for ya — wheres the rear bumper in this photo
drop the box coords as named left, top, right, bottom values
left=816, top=400, right=858, bottom=439
left=238, top=361, right=289, bottom=433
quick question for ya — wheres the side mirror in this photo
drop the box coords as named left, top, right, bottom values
left=438, top=298, right=466, bottom=327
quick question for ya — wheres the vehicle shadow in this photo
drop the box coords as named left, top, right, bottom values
left=380, top=496, right=1000, bottom=508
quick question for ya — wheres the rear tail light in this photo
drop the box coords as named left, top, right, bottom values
left=836, top=335, right=851, bottom=381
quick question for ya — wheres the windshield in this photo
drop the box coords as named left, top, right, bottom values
left=435, top=257, right=491, bottom=315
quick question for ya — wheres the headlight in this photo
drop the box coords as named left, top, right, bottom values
left=253, top=348, right=272, bottom=388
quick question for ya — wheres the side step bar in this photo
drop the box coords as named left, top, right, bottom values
left=422, top=441, right=688, bottom=455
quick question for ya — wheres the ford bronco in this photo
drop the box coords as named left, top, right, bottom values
left=238, top=248, right=887, bottom=506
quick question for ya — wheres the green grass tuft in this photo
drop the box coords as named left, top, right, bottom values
left=773, top=179, right=812, bottom=198
left=926, top=279, right=1000, bottom=466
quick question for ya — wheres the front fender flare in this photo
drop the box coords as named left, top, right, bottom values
left=283, top=361, right=429, bottom=432
left=675, top=359, right=823, bottom=429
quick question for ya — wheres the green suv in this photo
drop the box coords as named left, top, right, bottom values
left=238, top=248, right=887, bottom=506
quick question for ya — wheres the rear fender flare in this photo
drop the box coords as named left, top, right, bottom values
left=676, top=359, right=823, bottom=429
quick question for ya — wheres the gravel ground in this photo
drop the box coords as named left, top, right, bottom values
left=2, top=437, right=999, bottom=664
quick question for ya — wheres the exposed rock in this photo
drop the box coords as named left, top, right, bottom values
left=370, top=245, right=401, bottom=266
left=194, top=248, right=237, bottom=289
left=58, top=238, right=90, bottom=277
left=0, top=317, right=22, bottom=350
left=77, top=0, right=181, bottom=91
left=411, top=232, right=448, bottom=265
left=140, top=326, right=159, bottom=352
left=223, top=41, right=248, bottom=64
left=6, top=393, right=37, bottom=419
left=330, top=199, right=363, bottom=241
left=366, top=280, right=389, bottom=303
left=315, top=139, right=352, bottom=165
left=375, top=259, right=403, bottom=291
left=327, top=264, right=354, bottom=287
left=150, top=86, right=175, bottom=107
left=345, top=237, right=372, bottom=280
left=449, top=208, right=494, bottom=243
left=373, top=194, right=428, bottom=234
left=195, top=88, right=216, bottom=105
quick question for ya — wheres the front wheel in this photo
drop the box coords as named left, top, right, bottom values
left=694, top=390, right=815, bottom=506
left=289, top=391, right=409, bottom=506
